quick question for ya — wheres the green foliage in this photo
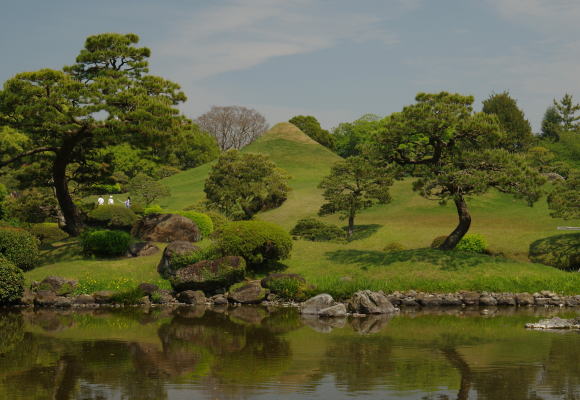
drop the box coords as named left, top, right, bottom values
left=482, top=91, right=533, bottom=152
left=332, top=114, right=383, bottom=157
left=127, top=173, right=171, bottom=207
left=0, top=183, right=7, bottom=220
left=289, top=115, right=334, bottom=149
left=383, top=242, right=406, bottom=252
left=204, top=150, right=290, bottom=220
left=170, top=247, right=217, bottom=271
left=265, top=276, right=308, bottom=301
left=0, top=256, right=24, bottom=304
left=87, top=205, right=138, bottom=230
left=553, top=93, right=580, bottom=131
left=109, top=287, right=146, bottom=305
left=431, top=236, right=448, bottom=249
left=548, top=170, right=580, bottom=219
left=100, top=143, right=161, bottom=180
left=172, top=211, right=214, bottom=238
left=456, top=234, right=488, bottom=253
left=3, top=188, right=57, bottom=223
left=143, top=204, right=164, bottom=215
left=539, top=131, right=580, bottom=170
left=0, top=228, right=40, bottom=271
left=529, top=233, right=580, bottom=271
left=291, top=218, right=345, bottom=241
left=89, top=183, right=122, bottom=194
left=80, top=230, right=131, bottom=257
left=28, top=223, right=69, bottom=245
left=215, top=221, right=293, bottom=269
left=541, top=106, right=562, bottom=141
left=165, top=127, right=220, bottom=169
left=319, top=156, right=393, bottom=238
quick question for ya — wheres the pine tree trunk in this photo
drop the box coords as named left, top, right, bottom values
left=439, top=195, right=471, bottom=250
left=52, top=141, right=82, bottom=236
left=347, top=213, right=355, bottom=240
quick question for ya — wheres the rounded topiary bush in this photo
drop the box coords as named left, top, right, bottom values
left=529, top=233, right=580, bottom=271
left=174, top=211, right=214, bottom=238
left=291, top=218, right=345, bottom=241
left=28, top=223, right=69, bottom=245
left=81, top=230, right=132, bottom=257
left=456, top=234, right=488, bottom=253
left=215, top=221, right=292, bottom=270
left=383, top=242, right=406, bottom=253
left=87, top=205, right=138, bottom=230
left=0, top=256, right=24, bottom=304
left=430, top=235, right=448, bottom=249
left=0, top=228, right=40, bottom=271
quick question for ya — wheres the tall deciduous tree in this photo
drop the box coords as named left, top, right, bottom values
left=318, top=156, right=392, bottom=239
left=204, top=150, right=290, bottom=220
left=482, top=91, right=533, bottom=152
left=372, top=92, right=544, bottom=250
left=289, top=115, right=334, bottom=149
left=553, top=93, right=580, bottom=131
left=0, top=33, right=187, bottom=235
left=196, top=106, right=268, bottom=151
left=541, top=106, right=562, bottom=141
left=332, top=114, right=383, bottom=158
left=127, top=173, right=170, bottom=207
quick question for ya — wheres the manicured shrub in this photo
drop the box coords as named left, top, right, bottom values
left=383, top=242, right=406, bottom=253
left=28, top=223, right=69, bottom=245
left=81, top=230, right=132, bottom=257
left=456, top=234, right=488, bottom=253
left=0, top=256, right=24, bottom=304
left=173, top=211, right=214, bottom=238
left=215, top=221, right=292, bottom=270
left=529, top=233, right=580, bottom=271
left=430, top=235, right=448, bottom=248
left=170, top=246, right=218, bottom=271
left=87, top=205, right=138, bottom=230
left=0, top=228, right=40, bottom=271
left=291, top=218, right=345, bottom=241
left=261, top=273, right=309, bottom=301
left=183, top=203, right=229, bottom=233
left=143, top=204, right=164, bottom=215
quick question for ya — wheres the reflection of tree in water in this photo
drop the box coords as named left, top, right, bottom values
left=0, top=311, right=24, bottom=354
left=542, top=334, right=580, bottom=399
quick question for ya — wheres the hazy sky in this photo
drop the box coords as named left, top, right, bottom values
left=1, top=0, right=579, bottom=131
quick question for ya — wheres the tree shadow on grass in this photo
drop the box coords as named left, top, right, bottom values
left=346, top=224, right=382, bottom=241
left=325, top=248, right=511, bottom=271
left=40, top=240, right=84, bottom=265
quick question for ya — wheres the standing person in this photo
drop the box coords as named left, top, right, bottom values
left=108, top=195, right=114, bottom=205
left=124, top=196, right=131, bottom=208
left=97, top=196, right=104, bottom=206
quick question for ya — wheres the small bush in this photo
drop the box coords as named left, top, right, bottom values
left=87, top=205, right=138, bottom=230
left=0, top=228, right=40, bottom=271
left=89, top=183, right=122, bottom=194
left=291, top=218, right=345, bottom=242
left=173, top=211, right=214, bottom=238
left=183, top=203, right=229, bottom=233
left=215, top=221, right=293, bottom=270
left=0, top=256, right=24, bottom=304
left=81, top=230, right=132, bottom=257
left=456, top=234, right=488, bottom=253
left=28, top=223, right=69, bottom=245
left=170, top=247, right=218, bottom=271
left=529, top=233, right=580, bottom=271
left=144, top=204, right=164, bottom=215
left=383, top=242, right=406, bottom=253
left=110, top=287, right=146, bottom=305
left=431, top=235, right=448, bottom=248
left=263, top=274, right=309, bottom=301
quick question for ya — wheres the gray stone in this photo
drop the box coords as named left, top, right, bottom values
left=176, top=290, right=206, bottom=305
left=170, top=256, right=246, bottom=294
left=128, top=241, right=160, bottom=257
left=318, top=303, right=347, bottom=317
left=229, top=281, right=267, bottom=304
left=526, top=317, right=580, bottom=329
left=461, top=292, right=480, bottom=306
left=479, top=295, right=498, bottom=307
left=516, top=293, right=534, bottom=306
left=348, top=290, right=396, bottom=314
left=401, top=298, right=419, bottom=307
left=417, top=294, right=442, bottom=307
left=132, top=214, right=201, bottom=243
left=212, top=295, right=229, bottom=305
left=53, top=296, right=72, bottom=308
left=73, top=294, right=95, bottom=305
left=153, top=289, right=176, bottom=304
left=157, top=241, right=201, bottom=279
left=137, top=282, right=160, bottom=296
left=34, top=290, right=58, bottom=307
left=535, top=297, right=550, bottom=306
left=440, top=294, right=463, bottom=306
left=301, top=294, right=336, bottom=315
left=93, top=290, right=115, bottom=304
left=37, top=276, right=78, bottom=296
left=496, top=294, right=516, bottom=306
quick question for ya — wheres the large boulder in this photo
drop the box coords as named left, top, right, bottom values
left=36, top=276, right=78, bottom=296
left=347, top=290, right=396, bottom=314
left=228, top=280, right=268, bottom=304
left=128, top=242, right=160, bottom=257
left=157, top=241, right=200, bottom=279
left=132, top=214, right=201, bottom=243
left=176, top=290, right=206, bottom=305
left=318, top=303, right=347, bottom=317
left=301, top=294, right=336, bottom=315
left=170, top=256, right=246, bottom=294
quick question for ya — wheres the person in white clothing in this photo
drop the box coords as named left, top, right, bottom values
left=97, top=196, right=105, bottom=206
left=108, top=195, right=114, bottom=205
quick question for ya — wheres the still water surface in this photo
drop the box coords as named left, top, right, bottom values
left=0, top=306, right=578, bottom=400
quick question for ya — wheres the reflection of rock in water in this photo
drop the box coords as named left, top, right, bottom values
left=173, top=304, right=207, bottom=319
left=229, top=306, right=267, bottom=325
left=302, top=315, right=346, bottom=333
left=350, top=314, right=392, bottom=334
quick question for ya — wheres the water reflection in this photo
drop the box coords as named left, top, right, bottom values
left=0, top=306, right=578, bottom=399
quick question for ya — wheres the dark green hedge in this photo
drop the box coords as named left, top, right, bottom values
left=0, top=228, right=40, bottom=271
left=81, top=230, right=132, bottom=257
left=0, top=256, right=24, bottom=304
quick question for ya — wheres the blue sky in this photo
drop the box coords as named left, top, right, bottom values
left=1, top=0, right=579, bottom=131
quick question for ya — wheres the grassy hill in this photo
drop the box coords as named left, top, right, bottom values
left=25, top=122, right=580, bottom=296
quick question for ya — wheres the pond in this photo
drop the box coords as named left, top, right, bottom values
left=1, top=306, right=579, bottom=400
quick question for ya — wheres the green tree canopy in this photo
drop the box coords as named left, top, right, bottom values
left=204, top=150, right=290, bottom=220
left=541, top=106, right=563, bottom=142
left=127, top=173, right=170, bottom=207
left=0, top=33, right=188, bottom=235
left=289, top=115, right=334, bottom=149
left=318, top=156, right=393, bottom=239
left=332, top=114, right=384, bottom=158
left=553, top=93, right=580, bottom=131
left=547, top=170, right=579, bottom=220
left=481, top=91, right=533, bottom=152
left=371, top=92, right=544, bottom=249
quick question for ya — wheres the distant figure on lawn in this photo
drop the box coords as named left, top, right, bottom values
left=97, top=196, right=105, bottom=206
left=124, top=197, right=131, bottom=208
left=108, top=195, right=114, bottom=205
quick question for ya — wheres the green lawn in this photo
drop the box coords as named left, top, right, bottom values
left=25, top=122, right=580, bottom=296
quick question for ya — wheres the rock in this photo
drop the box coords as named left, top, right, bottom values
left=138, top=296, right=151, bottom=306
left=132, top=214, right=201, bottom=243
left=301, top=294, right=336, bottom=315
left=461, top=292, right=480, bottom=306
left=93, top=290, right=115, bottom=304
left=73, top=294, right=95, bottom=305
left=479, top=295, right=498, bottom=307
left=440, top=294, right=463, bottom=306
left=230, top=306, right=268, bottom=325
left=318, top=303, right=347, bottom=317
left=34, top=290, right=58, bottom=307
left=525, top=317, right=580, bottom=329
left=401, top=298, right=419, bottom=307
left=138, top=283, right=160, bottom=296
left=176, top=290, right=206, bottom=305
left=157, top=241, right=201, bottom=279
left=20, top=288, right=35, bottom=305
left=516, top=293, right=534, bottom=306
left=417, top=294, right=442, bottom=307
left=496, top=294, right=516, bottom=306
left=170, top=256, right=246, bottom=294
left=212, top=294, right=229, bottom=305
left=36, top=276, right=77, bottom=296
left=386, top=295, right=402, bottom=306
left=348, top=290, right=396, bottom=314
left=350, top=314, right=391, bottom=334
left=535, top=297, right=550, bottom=306
left=229, top=281, right=268, bottom=304
left=128, top=241, right=160, bottom=257
left=53, top=296, right=72, bottom=308
left=566, top=298, right=579, bottom=307
left=152, top=290, right=176, bottom=304
left=302, top=315, right=346, bottom=333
